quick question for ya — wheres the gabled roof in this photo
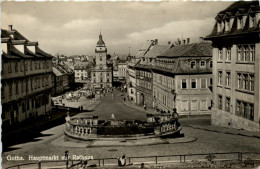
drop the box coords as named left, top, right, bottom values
left=158, top=42, right=212, bottom=58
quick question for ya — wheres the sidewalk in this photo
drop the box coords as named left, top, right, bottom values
left=189, top=125, right=260, bottom=139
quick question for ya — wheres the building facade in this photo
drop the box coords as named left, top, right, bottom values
left=74, top=62, right=90, bottom=83
left=153, top=42, right=213, bottom=115
left=118, top=62, right=127, bottom=81
left=205, top=1, right=260, bottom=131
left=91, top=33, right=112, bottom=91
left=1, top=26, right=53, bottom=128
left=52, top=63, right=74, bottom=96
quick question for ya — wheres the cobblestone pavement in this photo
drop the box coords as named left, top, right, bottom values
left=2, top=90, right=260, bottom=168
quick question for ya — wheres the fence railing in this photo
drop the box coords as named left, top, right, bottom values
left=5, top=152, right=260, bottom=169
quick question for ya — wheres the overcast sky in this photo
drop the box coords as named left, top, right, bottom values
left=2, top=1, right=233, bottom=56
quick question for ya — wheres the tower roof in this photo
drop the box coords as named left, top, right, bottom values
left=97, top=32, right=105, bottom=46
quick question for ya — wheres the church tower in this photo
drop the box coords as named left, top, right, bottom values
left=91, top=32, right=112, bottom=91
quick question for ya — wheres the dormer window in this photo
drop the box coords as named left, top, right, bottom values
left=225, top=20, right=230, bottom=31
left=250, top=15, right=256, bottom=28
left=200, top=61, right=206, bottom=68
left=190, top=61, right=196, bottom=68
left=218, top=21, right=224, bottom=33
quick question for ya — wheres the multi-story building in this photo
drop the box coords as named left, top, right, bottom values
left=1, top=25, right=53, bottom=127
left=135, top=43, right=171, bottom=108
left=118, top=61, right=127, bottom=81
left=52, top=63, right=74, bottom=96
left=74, top=61, right=90, bottom=83
left=91, top=33, right=112, bottom=91
left=205, top=1, right=260, bottom=131
left=126, top=39, right=158, bottom=105
left=153, top=42, right=213, bottom=115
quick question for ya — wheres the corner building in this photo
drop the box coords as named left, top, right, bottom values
left=205, top=1, right=260, bottom=131
left=91, top=33, right=112, bottom=91
left=1, top=26, right=53, bottom=127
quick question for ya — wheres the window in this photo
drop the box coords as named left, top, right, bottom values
left=218, top=71, right=222, bottom=85
left=226, top=72, right=231, bottom=86
left=201, top=78, right=207, bottom=89
left=15, top=62, right=18, bottom=72
left=25, top=61, right=28, bottom=71
left=236, top=100, right=254, bottom=121
left=225, top=97, right=231, bottom=112
left=93, top=73, right=95, bottom=77
left=190, top=61, right=196, bottom=68
left=244, top=46, right=249, bottom=61
left=210, top=78, right=213, bottom=86
left=209, top=61, right=213, bottom=68
left=238, top=18, right=243, bottom=29
left=251, top=16, right=256, bottom=27
left=250, top=45, right=255, bottom=61
left=226, top=47, right=231, bottom=61
left=191, top=79, right=197, bottom=89
left=200, top=61, right=206, bottom=67
left=249, top=74, right=254, bottom=91
left=237, top=45, right=242, bottom=61
left=15, top=82, right=19, bottom=94
left=237, top=73, right=242, bottom=89
left=8, top=62, right=12, bottom=73
left=218, top=95, right=222, bottom=110
left=181, top=79, right=187, bottom=89
left=9, top=82, right=12, bottom=96
left=218, top=48, right=223, bottom=60
left=243, top=74, right=249, bottom=90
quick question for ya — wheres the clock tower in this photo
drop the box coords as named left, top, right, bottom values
left=91, top=32, right=112, bottom=91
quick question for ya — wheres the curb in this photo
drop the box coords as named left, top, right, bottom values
left=189, top=125, right=260, bottom=139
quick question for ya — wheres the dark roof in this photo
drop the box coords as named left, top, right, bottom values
left=205, top=1, right=260, bottom=39
left=144, top=45, right=171, bottom=58
left=2, top=28, right=53, bottom=59
left=158, top=42, right=212, bottom=58
left=97, top=33, right=105, bottom=46
left=219, top=1, right=259, bottom=14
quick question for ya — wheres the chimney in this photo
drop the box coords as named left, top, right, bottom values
left=8, top=25, right=13, bottom=31
left=200, top=37, right=204, bottom=42
left=183, top=40, right=186, bottom=45
left=187, top=38, right=190, bottom=44
left=154, top=39, right=158, bottom=45
left=168, top=41, right=171, bottom=45
left=177, top=38, right=181, bottom=45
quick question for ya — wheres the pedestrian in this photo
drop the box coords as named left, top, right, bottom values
left=143, top=104, right=146, bottom=110
left=123, top=97, right=126, bottom=102
left=118, top=155, right=126, bottom=167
